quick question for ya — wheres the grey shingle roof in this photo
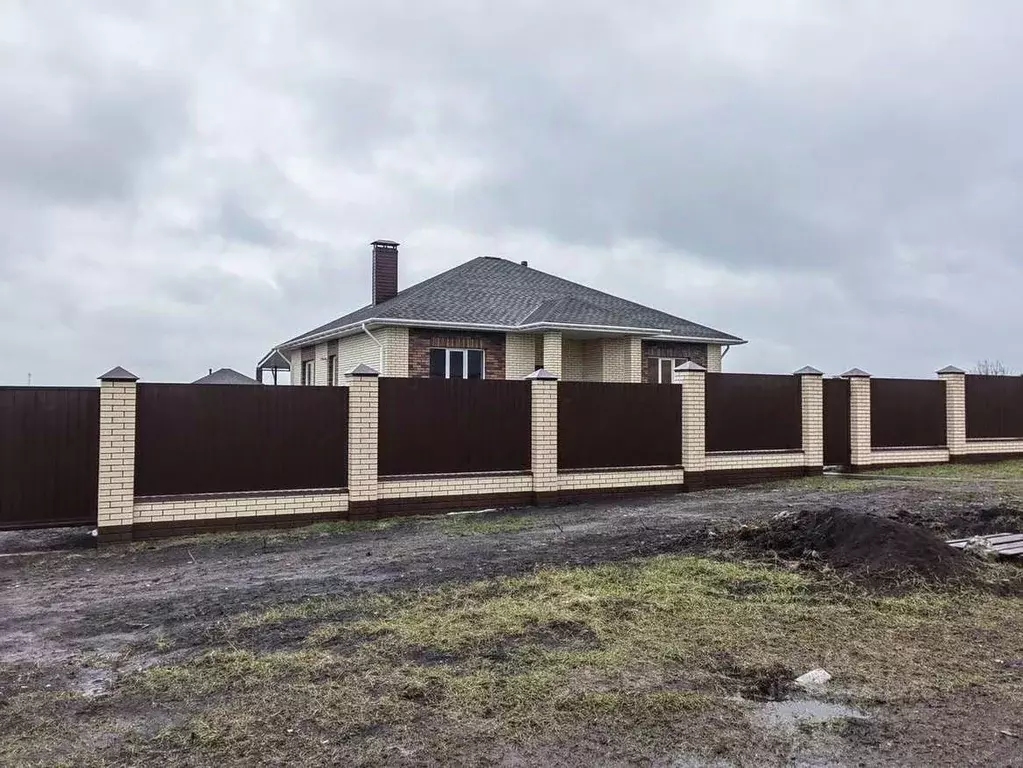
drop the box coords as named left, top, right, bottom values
left=284, top=257, right=743, bottom=347
left=193, top=368, right=261, bottom=385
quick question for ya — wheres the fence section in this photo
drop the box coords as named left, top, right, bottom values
left=378, top=378, right=531, bottom=475
left=558, top=382, right=681, bottom=470
left=823, top=378, right=851, bottom=466
left=965, top=375, right=1023, bottom=440
left=704, top=374, right=802, bottom=452
left=0, top=387, right=99, bottom=529
left=135, top=384, right=348, bottom=496
left=870, top=378, right=946, bottom=448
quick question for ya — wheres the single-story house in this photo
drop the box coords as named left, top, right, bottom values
left=269, top=241, right=745, bottom=385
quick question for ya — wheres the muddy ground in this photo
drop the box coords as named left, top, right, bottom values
left=2, top=476, right=1023, bottom=766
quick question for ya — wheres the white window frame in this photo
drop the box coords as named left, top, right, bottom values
left=656, top=357, right=690, bottom=383
left=301, top=360, right=315, bottom=386
left=327, top=354, right=338, bottom=386
left=431, top=348, right=486, bottom=380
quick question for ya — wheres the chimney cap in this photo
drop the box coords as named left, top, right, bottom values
left=371, top=239, right=400, bottom=247
left=520, top=260, right=528, bottom=267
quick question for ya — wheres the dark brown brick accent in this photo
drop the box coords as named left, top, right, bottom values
left=408, top=328, right=506, bottom=379
left=641, top=341, right=708, bottom=383
left=703, top=466, right=812, bottom=488
left=554, top=485, right=685, bottom=505
left=951, top=451, right=1023, bottom=464
left=96, top=524, right=133, bottom=544
left=347, top=500, right=378, bottom=521
left=377, top=491, right=533, bottom=517
left=132, top=510, right=344, bottom=540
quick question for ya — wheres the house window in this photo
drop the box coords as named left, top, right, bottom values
left=301, top=360, right=315, bottom=386
left=327, top=355, right=337, bottom=386
left=429, top=348, right=485, bottom=379
left=657, top=357, right=690, bottom=383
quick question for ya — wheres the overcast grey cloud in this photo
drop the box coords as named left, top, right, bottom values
left=2, top=0, right=1023, bottom=384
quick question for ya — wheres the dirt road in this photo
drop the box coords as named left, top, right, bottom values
left=2, top=476, right=1022, bottom=766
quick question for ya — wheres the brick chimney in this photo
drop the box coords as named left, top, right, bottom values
left=371, top=240, right=399, bottom=304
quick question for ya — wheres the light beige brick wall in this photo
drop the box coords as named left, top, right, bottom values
left=705, top=451, right=806, bottom=470
left=347, top=374, right=379, bottom=505
left=940, top=372, right=966, bottom=456
left=601, top=338, right=628, bottom=382
left=506, top=333, right=536, bottom=379
left=290, top=349, right=304, bottom=385
left=378, top=326, right=409, bottom=377
left=379, top=474, right=533, bottom=499
left=962, top=439, right=1023, bottom=455
left=706, top=345, right=723, bottom=373
left=338, top=332, right=383, bottom=379
left=313, top=342, right=329, bottom=385
left=562, top=338, right=586, bottom=381
left=866, top=448, right=950, bottom=466
left=800, top=374, right=824, bottom=467
left=542, top=332, right=562, bottom=377
left=97, top=380, right=137, bottom=530
left=581, top=340, right=602, bottom=381
left=558, top=467, right=685, bottom=491
left=625, top=338, right=642, bottom=383
left=675, top=368, right=706, bottom=473
left=848, top=376, right=872, bottom=466
left=134, top=492, right=349, bottom=523
left=531, top=379, right=558, bottom=495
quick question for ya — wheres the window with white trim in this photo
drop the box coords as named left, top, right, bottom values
left=327, top=355, right=338, bottom=386
left=429, top=348, right=485, bottom=379
left=301, top=360, right=315, bottom=386
left=657, top=357, right=690, bottom=383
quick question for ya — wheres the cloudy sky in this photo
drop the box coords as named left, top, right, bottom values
left=3, top=1, right=1022, bottom=385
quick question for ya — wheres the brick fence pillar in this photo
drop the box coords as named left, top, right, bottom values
left=842, top=368, right=872, bottom=469
left=795, top=366, right=824, bottom=473
left=527, top=368, right=559, bottom=504
left=938, top=365, right=967, bottom=458
left=674, top=360, right=706, bottom=490
left=96, top=366, right=139, bottom=544
left=346, top=364, right=380, bottom=519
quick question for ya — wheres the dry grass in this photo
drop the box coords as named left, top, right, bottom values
left=868, top=459, right=1023, bottom=480
left=3, top=555, right=1022, bottom=766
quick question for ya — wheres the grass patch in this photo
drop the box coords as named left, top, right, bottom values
left=441, top=514, right=536, bottom=536
left=867, top=459, right=1023, bottom=480
left=8, top=555, right=1023, bottom=766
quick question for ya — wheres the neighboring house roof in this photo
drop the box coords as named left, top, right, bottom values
left=256, top=349, right=292, bottom=370
left=193, top=368, right=261, bottom=385
left=281, top=256, right=744, bottom=349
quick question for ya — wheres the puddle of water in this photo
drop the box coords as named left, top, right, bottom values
left=753, top=698, right=868, bottom=731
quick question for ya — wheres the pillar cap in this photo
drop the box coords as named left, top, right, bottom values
left=840, top=367, right=871, bottom=378
left=344, top=364, right=380, bottom=377
left=674, top=360, right=706, bottom=372
left=936, top=365, right=966, bottom=375
left=98, top=366, right=139, bottom=382
left=525, top=368, right=559, bottom=380
left=793, top=366, right=824, bottom=376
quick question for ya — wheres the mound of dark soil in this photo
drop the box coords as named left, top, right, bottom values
left=741, top=507, right=974, bottom=584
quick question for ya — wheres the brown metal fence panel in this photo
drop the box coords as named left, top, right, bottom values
left=965, top=375, right=1023, bottom=439
left=823, top=378, right=850, bottom=466
left=705, top=373, right=802, bottom=452
left=870, top=378, right=946, bottom=448
left=135, top=384, right=348, bottom=496
left=0, top=387, right=99, bottom=529
left=378, top=378, right=531, bottom=475
left=558, top=382, right=682, bottom=470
